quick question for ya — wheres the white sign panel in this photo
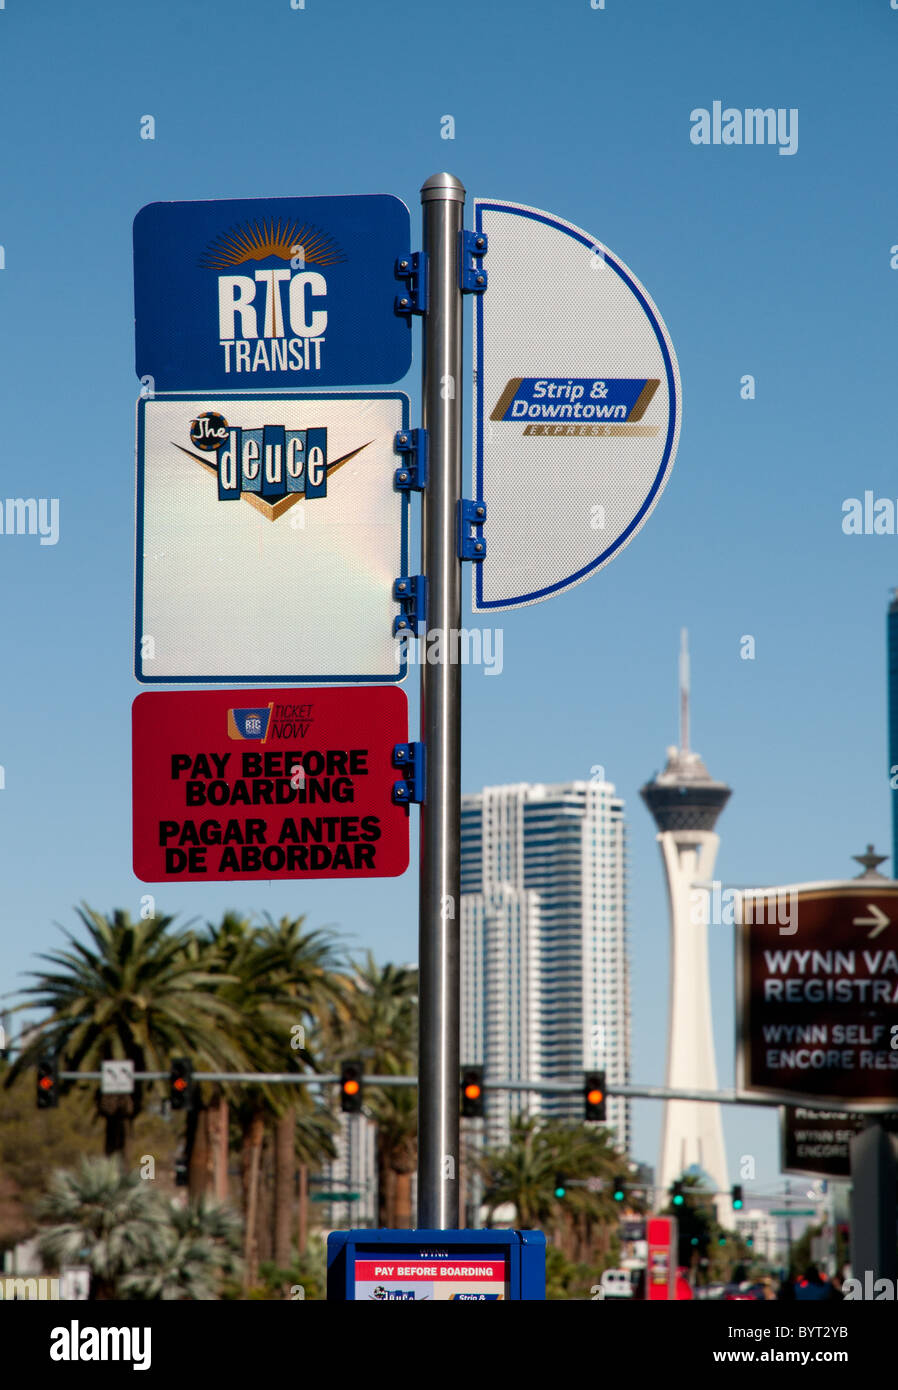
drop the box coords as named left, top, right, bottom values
left=136, top=392, right=408, bottom=681
left=472, top=200, right=681, bottom=611
left=100, top=1060, right=135, bottom=1095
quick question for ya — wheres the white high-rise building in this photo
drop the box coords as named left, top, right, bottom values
left=640, top=631, right=731, bottom=1224
left=461, top=779, right=631, bottom=1154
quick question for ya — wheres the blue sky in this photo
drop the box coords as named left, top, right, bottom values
left=1, top=0, right=896, bottom=1211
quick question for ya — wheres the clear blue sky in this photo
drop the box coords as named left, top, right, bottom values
left=1, top=0, right=896, bottom=1208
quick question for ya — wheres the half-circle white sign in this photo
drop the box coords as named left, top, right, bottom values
left=472, top=199, right=681, bottom=612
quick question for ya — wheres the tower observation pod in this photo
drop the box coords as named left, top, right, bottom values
left=640, top=631, right=732, bottom=1224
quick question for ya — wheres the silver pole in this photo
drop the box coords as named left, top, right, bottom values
left=417, top=172, right=465, bottom=1228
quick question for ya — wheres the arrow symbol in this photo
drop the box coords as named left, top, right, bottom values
left=853, top=904, right=890, bottom=938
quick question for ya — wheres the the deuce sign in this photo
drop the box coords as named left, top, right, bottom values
left=132, top=688, right=408, bottom=881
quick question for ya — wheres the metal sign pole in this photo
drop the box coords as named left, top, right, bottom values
left=849, top=1119, right=897, bottom=1290
left=417, top=172, right=465, bottom=1228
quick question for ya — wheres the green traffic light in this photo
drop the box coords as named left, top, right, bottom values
left=672, top=1194, right=684, bottom=1206
left=554, top=1185, right=566, bottom=1199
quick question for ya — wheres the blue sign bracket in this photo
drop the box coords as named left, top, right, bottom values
left=394, top=428, right=428, bottom=491
left=459, top=228, right=488, bottom=293
left=395, top=251, right=428, bottom=316
left=392, top=742, right=425, bottom=806
left=457, top=498, right=487, bottom=560
left=392, top=574, right=426, bottom=636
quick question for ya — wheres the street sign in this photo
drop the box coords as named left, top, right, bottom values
left=737, top=882, right=898, bottom=1108
left=135, top=393, right=408, bottom=682
left=132, top=686, right=409, bottom=882
left=769, top=1209, right=817, bottom=1218
left=310, top=1193, right=361, bottom=1203
left=327, top=1229, right=546, bottom=1301
left=134, top=194, right=411, bottom=391
left=645, top=1216, right=677, bottom=1300
left=100, top=1060, right=135, bottom=1095
left=780, top=1106, right=898, bottom=1179
left=471, top=198, right=680, bottom=611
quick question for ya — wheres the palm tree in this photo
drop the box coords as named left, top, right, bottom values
left=200, top=914, right=349, bottom=1285
left=199, top=914, right=291, bottom=1278
left=343, top=954, right=418, bottom=1227
left=257, top=915, right=351, bottom=1266
left=120, top=1197, right=242, bottom=1300
left=37, top=1156, right=163, bottom=1300
left=480, top=1116, right=625, bottom=1260
left=5, top=906, right=245, bottom=1156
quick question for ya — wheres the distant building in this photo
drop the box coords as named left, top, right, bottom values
left=734, top=1208, right=780, bottom=1264
left=322, top=1114, right=378, bottom=1228
left=461, top=779, right=631, bottom=1153
left=640, top=631, right=731, bottom=1225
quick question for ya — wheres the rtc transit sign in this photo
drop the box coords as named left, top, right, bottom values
left=134, top=194, right=411, bottom=391
left=737, top=882, right=898, bottom=1108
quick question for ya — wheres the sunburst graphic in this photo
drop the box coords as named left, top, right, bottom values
left=198, top=219, right=347, bottom=270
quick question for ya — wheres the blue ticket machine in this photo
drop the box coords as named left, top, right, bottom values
left=327, top=1228, right=546, bottom=1301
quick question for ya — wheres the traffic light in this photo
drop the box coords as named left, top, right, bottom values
left=671, top=1181, right=685, bottom=1207
left=718, top=1235, right=727, bottom=1247
left=746, top=1236, right=754, bottom=1249
left=584, top=1070, right=606, bottom=1123
left=460, top=1066, right=484, bottom=1119
left=36, top=1055, right=59, bottom=1109
left=554, top=1173, right=567, bottom=1199
left=340, top=1060, right=363, bottom=1114
left=612, top=1175, right=626, bottom=1202
left=169, top=1057, right=193, bottom=1110
left=731, top=1184, right=744, bottom=1211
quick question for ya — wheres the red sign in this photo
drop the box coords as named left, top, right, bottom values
left=737, top=883, right=898, bottom=1107
left=132, top=687, right=409, bottom=882
left=645, top=1216, right=677, bottom=1301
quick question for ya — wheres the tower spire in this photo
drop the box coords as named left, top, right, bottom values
left=679, top=627, right=690, bottom=754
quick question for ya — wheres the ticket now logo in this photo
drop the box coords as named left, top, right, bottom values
left=227, top=705, right=274, bottom=742
left=174, top=412, right=371, bottom=522
left=200, top=218, right=347, bottom=378
left=491, top=377, right=660, bottom=437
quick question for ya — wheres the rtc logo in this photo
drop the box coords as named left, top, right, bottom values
left=200, top=218, right=344, bottom=378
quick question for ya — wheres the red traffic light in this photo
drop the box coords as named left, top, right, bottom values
left=460, top=1066, right=485, bottom=1117
left=340, top=1062, right=363, bottom=1112
left=173, top=1077, right=188, bottom=1092
left=37, top=1057, right=59, bottom=1108
left=584, top=1071, right=607, bottom=1122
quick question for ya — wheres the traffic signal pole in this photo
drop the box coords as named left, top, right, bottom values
left=417, top=172, right=465, bottom=1229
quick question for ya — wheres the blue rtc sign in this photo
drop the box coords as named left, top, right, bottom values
left=134, top=194, right=411, bottom=391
